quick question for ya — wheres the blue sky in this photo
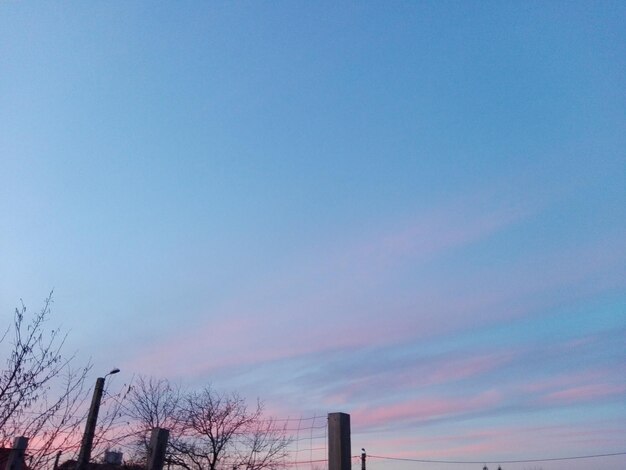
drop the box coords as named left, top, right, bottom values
left=1, top=2, right=625, bottom=469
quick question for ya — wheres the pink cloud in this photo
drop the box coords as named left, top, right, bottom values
left=363, top=207, right=524, bottom=264
left=424, top=353, right=514, bottom=386
left=352, top=390, right=501, bottom=429
left=542, top=383, right=626, bottom=404
left=126, top=190, right=626, bottom=382
left=318, top=350, right=516, bottom=408
left=521, top=369, right=612, bottom=394
left=356, top=420, right=626, bottom=462
left=127, top=310, right=376, bottom=378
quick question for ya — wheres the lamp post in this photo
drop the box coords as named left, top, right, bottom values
left=75, top=368, right=120, bottom=470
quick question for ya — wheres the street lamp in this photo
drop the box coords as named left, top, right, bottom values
left=75, top=368, right=120, bottom=470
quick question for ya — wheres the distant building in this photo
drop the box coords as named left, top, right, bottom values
left=103, top=451, right=123, bottom=466
left=57, top=459, right=143, bottom=470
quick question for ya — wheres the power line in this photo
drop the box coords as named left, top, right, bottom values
left=367, top=451, right=626, bottom=464
left=286, top=458, right=328, bottom=465
left=260, top=416, right=326, bottom=423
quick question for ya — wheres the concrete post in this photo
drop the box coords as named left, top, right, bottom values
left=4, top=436, right=28, bottom=470
left=328, top=413, right=351, bottom=470
left=76, top=377, right=105, bottom=470
left=147, top=428, right=170, bottom=470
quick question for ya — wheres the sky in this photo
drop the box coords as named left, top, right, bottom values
left=1, top=1, right=625, bottom=469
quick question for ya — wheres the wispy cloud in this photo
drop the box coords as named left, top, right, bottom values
left=352, top=390, right=502, bottom=429
left=129, top=192, right=537, bottom=377
left=127, top=188, right=626, bottom=420
left=542, top=383, right=626, bottom=405
left=356, top=419, right=626, bottom=462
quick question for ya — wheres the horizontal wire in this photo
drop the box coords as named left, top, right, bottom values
left=286, top=459, right=328, bottom=465
left=286, top=447, right=326, bottom=452
left=260, top=416, right=326, bottom=423
left=366, top=451, right=626, bottom=464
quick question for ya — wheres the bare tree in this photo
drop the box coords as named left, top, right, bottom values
left=125, top=376, right=182, bottom=465
left=128, top=376, right=181, bottom=431
left=0, top=293, right=92, bottom=468
left=237, top=417, right=291, bottom=470
left=174, top=387, right=257, bottom=470
left=176, top=387, right=291, bottom=470
left=127, top=382, right=291, bottom=470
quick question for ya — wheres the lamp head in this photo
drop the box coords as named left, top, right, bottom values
left=107, top=368, right=121, bottom=376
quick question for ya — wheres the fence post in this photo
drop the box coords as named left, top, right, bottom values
left=146, top=427, right=170, bottom=470
left=328, top=413, right=351, bottom=470
left=4, top=436, right=28, bottom=470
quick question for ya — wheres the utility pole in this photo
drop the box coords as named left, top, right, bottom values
left=75, top=369, right=120, bottom=470
left=75, top=377, right=105, bottom=470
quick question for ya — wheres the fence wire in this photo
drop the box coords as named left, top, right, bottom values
left=286, top=414, right=328, bottom=470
